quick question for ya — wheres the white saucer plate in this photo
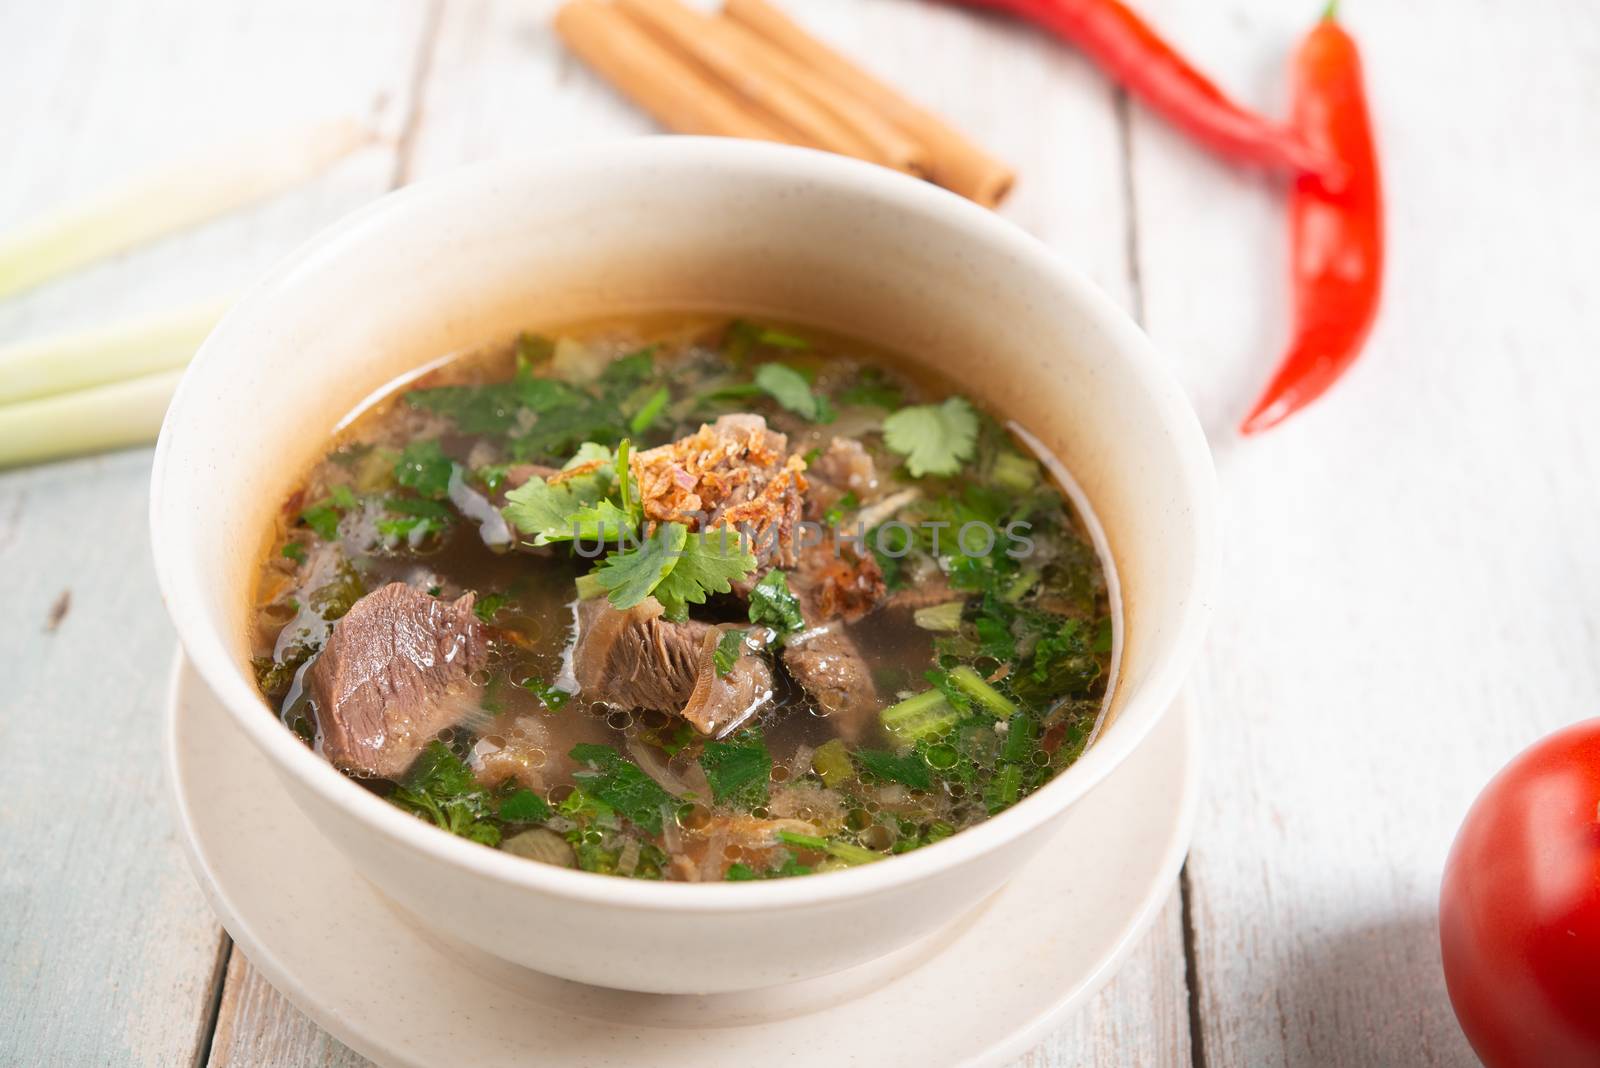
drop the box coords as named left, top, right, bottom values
left=166, top=655, right=1198, bottom=1067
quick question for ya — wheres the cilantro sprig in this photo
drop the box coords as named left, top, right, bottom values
left=882, top=396, right=979, bottom=477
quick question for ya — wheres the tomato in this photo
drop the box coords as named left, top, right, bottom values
left=1440, top=719, right=1600, bottom=1067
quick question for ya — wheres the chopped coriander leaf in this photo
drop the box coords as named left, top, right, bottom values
left=754, top=362, right=831, bottom=422
left=855, top=748, right=933, bottom=790
left=598, top=347, right=656, bottom=391
left=498, top=788, right=552, bottom=823
left=389, top=741, right=501, bottom=846
left=652, top=531, right=759, bottom=622
left=394, top=439, right=454, bottom=499
left=699, top=731, right=772, bottom=808
left=569, top=744, right=674, bottom=834
left=519, top=676, right=572, bottom=711
left=408, top=375, right=578, bottom=436
left=376, top=497, right=453, bottom=545
left=838, top=368, right=905, bottom=409
left=725, top=863, right=760, bottom=881
left=594, top=523, right=688, bottom=610
left=882, top=396, right=979, bottom=477
left=299, top=501, right=341, bottom=541
left=724, top=320, right=809, bottom=363
left=747, top=569, right=805, bottom=639
left=822, top=490, right=859, bottom=527
left=280, top=541, right=307, bottom=564
left=329, top=484, right=358, bottom=509
left=516, top=333, right=556, bottom=368
left=713, top=628, right=748, bottom=677
left=502, top=458, right=616, bottom=545
left=308, top=563, right=365, bottom=621
left=475, top=464, right=511, bottom=493
left=473, top=592, right=508, bottom=622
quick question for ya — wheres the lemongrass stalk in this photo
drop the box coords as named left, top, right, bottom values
left=0, top=118, right=372, bottom=300
left=0, top=297, right=227, bottom=406
left=0, top=368, right=181, bottom=468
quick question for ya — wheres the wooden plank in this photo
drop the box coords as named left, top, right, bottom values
left=209, top=946, right=371, bottom=1068
left=1124, top=0, right=1600, bottom=1064
left=1024, top=891, right=1192, bottom=1068
left=0, top=2, right=428, bottom=1065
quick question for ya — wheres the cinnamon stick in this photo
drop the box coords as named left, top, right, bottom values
left=712, top=14, right=930, bottom=176
left=614, top=0, right=880, bottom=164
left=554, top=0, right=793, bottom=144
left=723, top=0, right=1015, bottom=206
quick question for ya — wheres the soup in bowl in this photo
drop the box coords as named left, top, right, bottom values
left=151, top=139, right=1215, bottom=993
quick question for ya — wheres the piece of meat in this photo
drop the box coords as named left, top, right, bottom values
left=805, top=436, right=879, bottom=520
left=782, top=625, right=880, bottom=741
left=632, top=413, right=807, bottom=565
left=306, top=582, right=489, bottom=779
left=570, top=597, right=774, bottom=735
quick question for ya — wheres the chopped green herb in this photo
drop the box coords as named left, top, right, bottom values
left=714, top=628, right=748, bottom=676
left=882, top=397, right=979, bottom=477
left=880, top=689, right=961, bottom=742
left=376, top=497, right=453, bottom=545
left=519, top=676, right=572, bottom=711
left=747, top=569, right=805, bottom=639
left=280, top=541, right=307, bottom=564
left=754, top=363, right=830, bottom=422
left=822, top=490, right=859, bottom=527
left=593, top=523, right=688, bottom=610
left=838, top=368, right=904, bottom=409
left=502, top=456, right=616, bottom=545
left=569, top=744, right=674, bottom=834
left=395, top=439, right=454, bottom=499
left=497, top=788, right=552, bottom=823
left=725, top=862, right=760, bottom=881
left=700, top=732, right=772, bottom=808
left=299, top=501, right=341, bottom=541
left=652, top=530, right=759, bottom=621
left=473, top=592, right=508, bottom=622
left=776, top=829, right=830, bottom=851
left=628, top=386, right=670, bottom=434
left=389, top=741, right=501, bottom=846
left=855, top=748, right=933, bottom=790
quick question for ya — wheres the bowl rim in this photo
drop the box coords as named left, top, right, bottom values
left=150, top=136, right=1216, bottom=913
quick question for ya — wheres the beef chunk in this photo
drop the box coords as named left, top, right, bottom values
left=571, top=597, right=774, bottom=736
left=805, top=436, right=879, bottom=520
left=778, top=540, right=886, bottom=740
left=306, top=582, right=488, bottom=779
left=782, top=625, right=880, bottom=741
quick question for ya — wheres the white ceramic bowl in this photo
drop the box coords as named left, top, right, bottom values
left=151, top=138, right=1215, bottom=995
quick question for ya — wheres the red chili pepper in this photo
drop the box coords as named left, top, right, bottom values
left=1239, top=4, right=1382, bottom=434
left=942, top=0, right=1326, bottom=175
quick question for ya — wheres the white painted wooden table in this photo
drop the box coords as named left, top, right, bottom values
left=4, top=1, right=1595, bottom=1064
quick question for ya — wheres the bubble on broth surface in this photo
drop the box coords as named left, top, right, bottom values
left=606, top=710, right=634, bottom=731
